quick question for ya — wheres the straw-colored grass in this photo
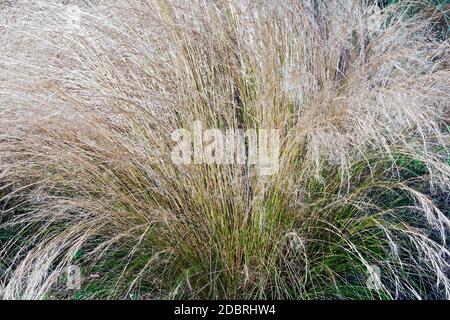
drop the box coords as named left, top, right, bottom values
left=0, top=0, right=449, bottom=299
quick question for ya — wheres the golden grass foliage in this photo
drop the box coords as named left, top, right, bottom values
left=0, top=0, right=449, bottom=299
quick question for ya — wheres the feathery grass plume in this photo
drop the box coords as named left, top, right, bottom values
left=0, top=0, right=449, bottom=299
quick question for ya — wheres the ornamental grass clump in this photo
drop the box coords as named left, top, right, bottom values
left=0, top=0, right=449, bottom=299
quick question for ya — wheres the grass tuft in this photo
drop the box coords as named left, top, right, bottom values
left=0, top=0, right=449, bottom=299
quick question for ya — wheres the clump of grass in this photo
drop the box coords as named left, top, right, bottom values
left=0, top=0, right=449, bottom=299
